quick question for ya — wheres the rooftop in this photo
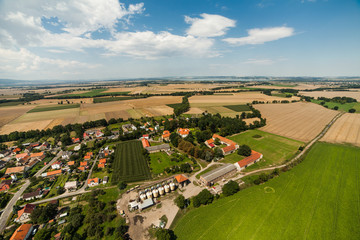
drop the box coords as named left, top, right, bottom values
left=201, top=164, right=236, bottom=183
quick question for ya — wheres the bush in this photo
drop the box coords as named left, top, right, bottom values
left=174, top=195, right=186, bottom=209
left=349, top=108, right=356, bottom=113
left=222, top=180, right=240, bottom=197
left=118, top=181, right=127, bottom=190
left=333, top=106, right=339, bottom=110
left=193, top=189, right=213, bottom=208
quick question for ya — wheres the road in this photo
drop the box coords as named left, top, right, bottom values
left=0, top=150, right=63, bottom=233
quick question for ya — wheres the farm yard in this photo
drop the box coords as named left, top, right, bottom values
left=111, top=140, right=151, bottom=183
left=321, top=113, right=360, bottom=146
left=225, top=130, right=303, bottom=168
left=174, top=142, right=360, bottom=240
left=255, top=102, right=338, bottom=142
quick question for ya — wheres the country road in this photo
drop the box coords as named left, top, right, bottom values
left=0, top=150, right=63, bottom=233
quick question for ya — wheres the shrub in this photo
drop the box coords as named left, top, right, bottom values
left=237, top=145, right=251, bottom=157
left=222, top=180, right=240, bottom=197
left=349, top=108, right=356, bottom=113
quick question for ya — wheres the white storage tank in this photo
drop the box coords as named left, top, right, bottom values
left=170, top=183, right=176, bottom=191
left=164, top=184, right=170, bottom=193
left=140, top=194, right=146, bottom=201
left=152, top=189, right=159, bottom=198
left=159, top=187, right=165, bottom=195
left=146, top=191, right=152, bottom=199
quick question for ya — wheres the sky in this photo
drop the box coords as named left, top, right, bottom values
left=0, top=0, right=359, bottom=80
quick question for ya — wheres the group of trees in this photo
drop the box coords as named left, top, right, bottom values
left=193, top=189, right=214, bottom=208
left=30, top=203, right=58, bottom=224
left=59, top=206, right=84, bottom=240
left=173, top=94, right=191, bottom=116
left=222, top=180, right=240, bottom=197
left=237, top=144, right=252, bottom=157
left=253, top=168, right=280, bottom=185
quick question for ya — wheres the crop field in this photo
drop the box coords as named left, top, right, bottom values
left=93, top=96, right=145, bottom=103
left=311, top=99, right=360, bottom=112
left=174, top=142, right=360, bottom=240
left=255, top=102, right=338, bottom=142
left=223, top=104, right=251, bottom=112
left=27, top=104, right=80, bottom=113
left=0, top=105, right=34, bottom=128
left=226, top=130, right=303, bottom=168
left=111, top=140, right=151, bottom=183
left=300, top=90, right=360, bottom=101
left=57, top=88, right=130, bottom=98
left=322, top=113, right=360, bottom=146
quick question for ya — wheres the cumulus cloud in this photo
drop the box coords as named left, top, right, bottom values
left=223, top=26, right=294, bottom=45
left=185, top=13, right=236, bottom=37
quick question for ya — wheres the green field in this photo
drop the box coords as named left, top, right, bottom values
left=27, top=104, right=80, bottom=113
left=0, top=101, right=25, bottom=107
left=174, top=142, right=360, bottom=239
left=167, top=103, right=183, bottom=109
left=226, top=130, right=303, bottom=168
left=223, top=104, right=251, bottom=112
left=149, top=152, right=191, bottom=174
left=111, top=140, right=151, bottom=183
left=311, top=99, right=360, bottom=112
left=93, top=96, right=146, bottom=103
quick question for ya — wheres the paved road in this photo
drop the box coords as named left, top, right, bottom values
left=0, top=150, right=63, bottom=233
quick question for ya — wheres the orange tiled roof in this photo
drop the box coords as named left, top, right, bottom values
left=141, top=138, right=150, bottom=148
left=212, top=134, right=237, bottom=146
left=67, top=161, right=75, bottom=166
left=87, top=178, right=99, bottom=184
left=30, top=152, right=44, bottom=158
left=15, top=153, right=28, bottom=159
left=175, top=174, right=189, bottom=183
left=237, top=150, right=262, bottom=168
left=80, top=161, right=87, bottom=166
left=5, top=166, right=25, bottom=175
left=98, top=163, right=105, bottom=168
left=78, top=167, right=85, bottom=171
left=206, top=138, right=214, bottom=144
left=10, top=224, right=32, bottom=240
left=162, top=130, right=171, bottom=139
left=178, top=128, right=190, bottom=136
left=222, top=144, right=236, bottom=154
left=46, top=170, right=62, bottom=176
left=99, top=158, right=106, bottom=164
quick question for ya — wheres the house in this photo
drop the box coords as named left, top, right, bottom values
left=142, top=134, right=149, bottom=139
left=0, top=160, right=6, bottom=170
left=80, top=161, right=87, bottom=167
left=9, top=224, right=33, bottom=240
left=5, top=166, right=25, bottom=175
left=22, top=189, right=43, bottom=201
left=12, top=147, right=21, bottom=154
left=234, top=150, right=263, bottom=171
left=26, top=159, right=39, bottom=170
left=74, top=145, right=81, bottom=151
left=205, top=138, right=215, bottom=148
left=0, top=150, right=10, bottom=158
left=0, top=179, right=12, bottom=192
left=177, top=128, right=190, bottom=138
left=18, top=156, right=30, bottom=166
left=39, top=141, right=50, bottom=150
left=84, top=152, right=93, bottom=160
left=199, top=164, right=237, bottom=186
left=122, top=124, right=137, bottom=133
left=141, top=138, right=150, bottom=148
left=67, top=161, right=75, bottom=166
left=146, top=144, right=171, bottom=153
left=15, top=153, right=28, bottom=161
left=16, top=204, right=36, bottom=223
left=174, top=174, right=189, bottom=187
left=83, top=132, right=90, bottom=140
left=42, top=169, right=62, bottom=178
left=84, top=155, right=91, bottom=160
left=103, top=176, right=109, bottom=184
left=99, top=158, right=106, bottom=164
left=51, top=161, right=62, bottom=170
left=29, top=152, right=45, bottom=161
left=61, top=151, right=72, bottom=160
left=64, top=181, right=78, bottom=191
left=162, top=130, right=171, bottom=141
left=95, top=130, right=104, bottom=138
left=72, top=137, right=80, bottom=144
left=77, top=166, right=85, bottom=171
left=87, top=178, right=100, bottom=187
left=98, top=163, right=105, bottom=168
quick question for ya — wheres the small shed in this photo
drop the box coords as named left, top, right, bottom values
left=139, top=198, right=154, bottom=210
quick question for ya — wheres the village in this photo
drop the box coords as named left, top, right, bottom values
left=0, top=110, right=265, bottom=240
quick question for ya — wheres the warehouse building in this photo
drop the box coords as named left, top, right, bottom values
left=146, top=144, right=170, bottom=153
left=199, top=164, right=236, bottom=186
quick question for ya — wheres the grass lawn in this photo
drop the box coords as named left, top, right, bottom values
left=311, top=99, right=360, bottom=112
left=174, top=142, right=360, bottom=240
left=221, top=152, right=244, bottom=164
left=59, top=89, right=130, bottom=98
left=227, top=130, right=303, bottom=168
left=91, top=170, right=111, bottom=180
left=111, top=140, right=151, bottom=183
left=27, top=104, right=80, bottom=113
left=97, top=187, right=121, bottom=203
left=149, top=152, right=191, bottom=174
left=47, top=174, right=69, bottom=197
left=223, top=104, right=251, bottom=112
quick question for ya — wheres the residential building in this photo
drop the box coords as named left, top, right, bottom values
left=16, top=204, right=36, bottom=223
left=141, top=138, right=150, bottom=148
left=80, top=161, right=87, bottom=167
left=42, top=169, right=62, bottom=178
left=162, top=130, right=171, bottom=141
left=64, top=181, right=78, bottom=191
left=5, top=166, right=25, bottom=175
left=0, top=179, right=12, bottom=192
left=234, top=150, right=263, bottom=171
left=178, top=128, right=190, bottom=138
left=72, top=138, right=80, bottom=144
left=15, top=153, right=28, bottom=161
left=87, top=178, right=100, bottom=187
left=199, top=164, right=237, bottom=186
left=62, top=151, right=72, bottom=160
left=205, top=139, right=215, bottom=148
left=51, top=161, right=62, bottom=170
left=103, top=176, right=109, bottom=184
left=22, top=189, right=43, bottom=201
left=67, top=161, right=75, bottom=166
left=99, top=158, right=106, bottom=164
left=77, top=166, right=85, bottom=171
left=0, top=160, right=6, bottom=170
left=29, top=152, right=45, bottom=160
left=9, top=224, right=33, bottom=240
left=98, top=163, right=105, bottom=168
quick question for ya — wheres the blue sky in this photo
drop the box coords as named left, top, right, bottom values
left=0, top=0, right=359, bottom=80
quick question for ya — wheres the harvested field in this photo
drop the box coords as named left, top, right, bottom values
left=243, top=117, right=261, bottom=124
left=0, top=120, right=53, bottom=134
left=321, top=113, right=360, bottom=146
left=185, top=107, right=204, bottom=115
left=31, top=98, right=92, bottom=104
left=0, top=105, right=34, bottom=128
left=299, top=91, right=360, bottom=101
left=11, top=108, right=80, bottom=124
left=189, top=92, right=299, bottom=105
left=255, top=102, right=338, bottom=142
left=105, top=110, right=131, bottom=120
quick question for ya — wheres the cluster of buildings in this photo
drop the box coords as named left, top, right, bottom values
left=141, top=135, right=171, bottom=154
left=205, top=134, right=239, bottom=155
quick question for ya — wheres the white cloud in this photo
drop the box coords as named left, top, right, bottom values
left=243, top=59, right=274, bottom=65
left=185, top=13, right=235, bottom=37
left=223, top=26, right=294, bottom=45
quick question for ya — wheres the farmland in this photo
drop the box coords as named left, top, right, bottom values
left=27, top=104, right=80, bottom=113
left=223, top=104, right=250, bottom=112
left=311, top=99, right=360, bottom=112
left=255, top=102, right=338, bottom=142
left=56, top=88, right=130, bottom=98
left=299, top=90, right=360, bottom=101
left=322, top=113, right=360, bottom=146
left=174, top=142, right=360, bottom=240
left=93, top=96, right=146, bottom=103
left=111, top=140, right=151, bottom=183
left=224, top=130, right=303, bottom=168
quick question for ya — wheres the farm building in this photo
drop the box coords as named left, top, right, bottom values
left=200, top=164, right=237, bottom=186
left=146, top=144, right=170, bottom=153
left=175, top=174, right=189, bottom=187
left=205, top=139, right=215, bottom=148
left=139, top=198, right=154, bottom=210
left=206, top=134, right=239, bottom=155
left=9, top=224, right=33, bottom=240
left=234, top=150, right=263, bottom=171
